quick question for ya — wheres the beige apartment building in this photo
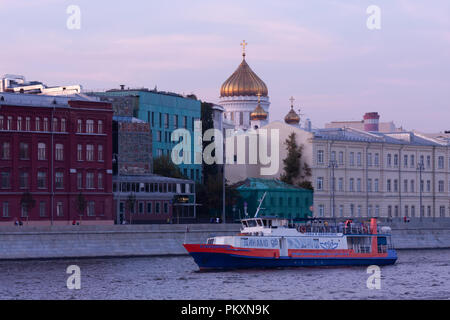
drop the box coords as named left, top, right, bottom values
left=225, top=114, right=450, bottom=219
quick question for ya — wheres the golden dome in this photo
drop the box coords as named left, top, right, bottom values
left=284, top=97, right=300, bottom=124
left=250, top=94, right=268, bottom=121
left=220, top=57, right=268, bottom=98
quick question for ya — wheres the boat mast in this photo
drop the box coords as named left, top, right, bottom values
left=254, top=192, right=267, bottom=218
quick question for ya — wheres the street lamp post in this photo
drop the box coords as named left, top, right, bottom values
left=328, top=160, right=338, bottom=219
left=113, top=153, right=121, bottom=224
left=417, top=160, right=424, bottom=222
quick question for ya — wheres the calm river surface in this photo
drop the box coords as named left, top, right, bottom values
left=0, top=249, right=449, bottom=300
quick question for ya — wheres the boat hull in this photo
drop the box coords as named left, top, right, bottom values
left=184, top=244, right=397, bottom=270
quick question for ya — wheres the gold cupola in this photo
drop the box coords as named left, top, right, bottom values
left=250, top=93, right=268, bottom=121
left=220, top=41, right=268, bottom=98
left=284, top=97, right=300, bottom=125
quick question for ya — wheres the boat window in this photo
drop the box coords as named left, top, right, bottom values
left=262, top=220, right=267, bottom=227
left=247, top=220, right=257, bottom=227
left=242, top=221, right=248, bottom=228
left=257, top=219, right=263, bottom=226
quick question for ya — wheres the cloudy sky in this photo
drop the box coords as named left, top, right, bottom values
left=0, top=0, right=449, bottom=132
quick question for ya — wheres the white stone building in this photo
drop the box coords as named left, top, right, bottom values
left=225, top=115, right=450, bottom=219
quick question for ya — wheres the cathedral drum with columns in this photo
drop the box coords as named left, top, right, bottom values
left=220, top=41, right=270, bottom=130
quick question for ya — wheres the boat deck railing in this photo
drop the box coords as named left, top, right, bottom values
left=298, top=225, right=382, bottom=235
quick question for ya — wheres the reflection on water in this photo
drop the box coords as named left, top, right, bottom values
left=0, top=249, right=449, bottom=300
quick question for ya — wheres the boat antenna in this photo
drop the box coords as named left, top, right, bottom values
left=254, top=192, right=267, bottom=218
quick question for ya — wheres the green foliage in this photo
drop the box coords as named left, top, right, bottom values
left=153, top=154, right=185, bottom=179
left=280, top=132, right=312, bottom=189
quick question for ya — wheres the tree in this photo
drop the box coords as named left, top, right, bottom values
left=126, top=193, right=136, bottom=224
left=280, top=132, right=313, bottom=190
left=153, top=154, right=185, bottom=179
left=20, top=192, right=36, bottom=217
left=75, top=192, right=87, bottom=217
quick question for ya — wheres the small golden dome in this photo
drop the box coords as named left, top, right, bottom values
left=250, top=104, right=268, bottom=121
left=220, top=53, right=268, bottom=97
left=284, top=97, right=300, bottom=124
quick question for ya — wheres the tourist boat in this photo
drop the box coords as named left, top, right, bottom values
left=183, top=216, right=397, bottom=270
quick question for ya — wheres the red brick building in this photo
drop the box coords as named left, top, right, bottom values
left=0, top=93, right=114, bottom=226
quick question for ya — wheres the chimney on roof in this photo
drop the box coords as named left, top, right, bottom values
left=363, top=112, right=380, bottom=132
left=120, top=85, right=125, bottom=90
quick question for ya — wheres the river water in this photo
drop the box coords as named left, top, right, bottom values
left=0, top=249, right=449, bottom=300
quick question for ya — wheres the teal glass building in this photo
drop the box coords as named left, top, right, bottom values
left=234, top=178, right=313, bottom=220
left=94, top=89, right=202, bottom=182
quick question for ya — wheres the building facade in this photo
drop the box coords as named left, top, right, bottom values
left=0, top=92, right=114, bottom=226
left=225, top=115, right=450, bottom=220
left=91, top=89, right=202, bottom=182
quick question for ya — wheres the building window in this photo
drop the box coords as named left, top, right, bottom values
left=426, top=156, right=431, bottom=168
left=410, top=155, right=415, bottom=167
left=349, top=178, right=354, bottom=192
left=35, top=117, right=40, bottom=131
left=37, top=172, right=47, bottom=189
left=37, top=143, right=46, bottom=160
left=55, top=144, right=64, bottom=161
left=86, top=172, right=94, bottom=189
left=17, top=117, right=22, bottom=131
left=367, top=179, right=372, bottom=192
left=349, top=152, right=355, bottom=166
left=440, top=206, right=445, bottom=218
left=77, top=172, right=83, bottom=189
left=25, top=117, right=30, bottom=131
left=157, top=131, right=161, bottom=142
left=55, top=172, right=64, bottom=189
left=56, top=202, right=64, bottom=217
left=21, top=203, right=28, bottom=218
left=338, top=151, right=344, bottom=165
left=357, top=178, right=362, bottom=192
left=43, top=118, right=49, bottom=131
left=86, top=120, right=94, bottom=133
left=404, top=155, right=408, bottom=168
left=77, top=119, right=82, bottom=133
left=367, top=153, right=372, bottom=166
left=394, top=179, right=398, bottom=192
left=316, top=177, right=324, bottom=191
left=61, top=118, right=66, bottom=132
left=420, top=180, right=424, bottom=192
left=426, top=180, right=431, bottom=192
left=155, top=202, right=160, bottom=214
left=368, top=205, right=372, bottom=217
left=387, top=179, right=391, bottom=192
left=438, top=180, right=444, bottom=193
left=19, top=172, right=29, bottom=189
left=1, top=142, right=10, bottom=159
left=20, top=142, right=29, bottom=160
left=350, top=204, right=354, bottom=217
left=388, top=205, right=392, bottom=217
left=331, top=151, right=336, bottom=162
left=404, top=180, right=408, bottom=193
left=98, top=173, right=103, bottom=189
left=173, top=115, right=178, bottom=129
left=53, top=118, right=58, bottom=132
left=98, top=145, right=103, bottom=161
left=318, top=204, right=325, bottom=217
left=7, top=116, right=12, bottom=130
left=338, top=178, right=344, bottom=191
left=387, top=154, right=392, bottom=167
left=374, top=179, right=379, bottom=192
left=438, top=156, right=444, bottom=169
left=374, top=153, right=379, bottom=166
left=375, top=205, right=380, bottom=217
left=39, top=201, right=47, bottom=217
left=411, top=206, right=415, bottom=217
left=86, top=145, right=94, bottom=161
left=394, top=154, right=399, bottom=167
left=147, top=202, right=152, bottom=214
left=357, top=152, right=362, bottom=166
left=164, top=114, right=169, bottom=129
left=410, top=180, right=415, bottom=193
left=183, top=116, right=187, bottom=129
left=87, top=201, right=95, bottom=216
left=394, top=205, right=399, bottom=217
left=0, top=116, right=3, bottom=130
left=77, top=144, right=83, bottom=161
left=1, top=172, right=11, bottom=189
left=427, top=206, right=431, bottom=217
left=317, top=150, right=324, bottom=165
left=2, top=202, right=9, bottom=217
left=98, top=120, right=103, bottom=134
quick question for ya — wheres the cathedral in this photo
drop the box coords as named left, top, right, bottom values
left=219, top=41, right=301, bottom=130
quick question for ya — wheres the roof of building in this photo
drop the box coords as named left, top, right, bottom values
left=312, top=127, right=450, bottom=146
left=0, top=91, right=98, bottom=108
left=235, top=178, right=312, bottom=192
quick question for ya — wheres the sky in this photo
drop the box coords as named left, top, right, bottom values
left=0, top=0, right=449, bottom=132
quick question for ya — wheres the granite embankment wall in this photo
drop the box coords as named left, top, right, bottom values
left=0, top=219, right=449, bottom=260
